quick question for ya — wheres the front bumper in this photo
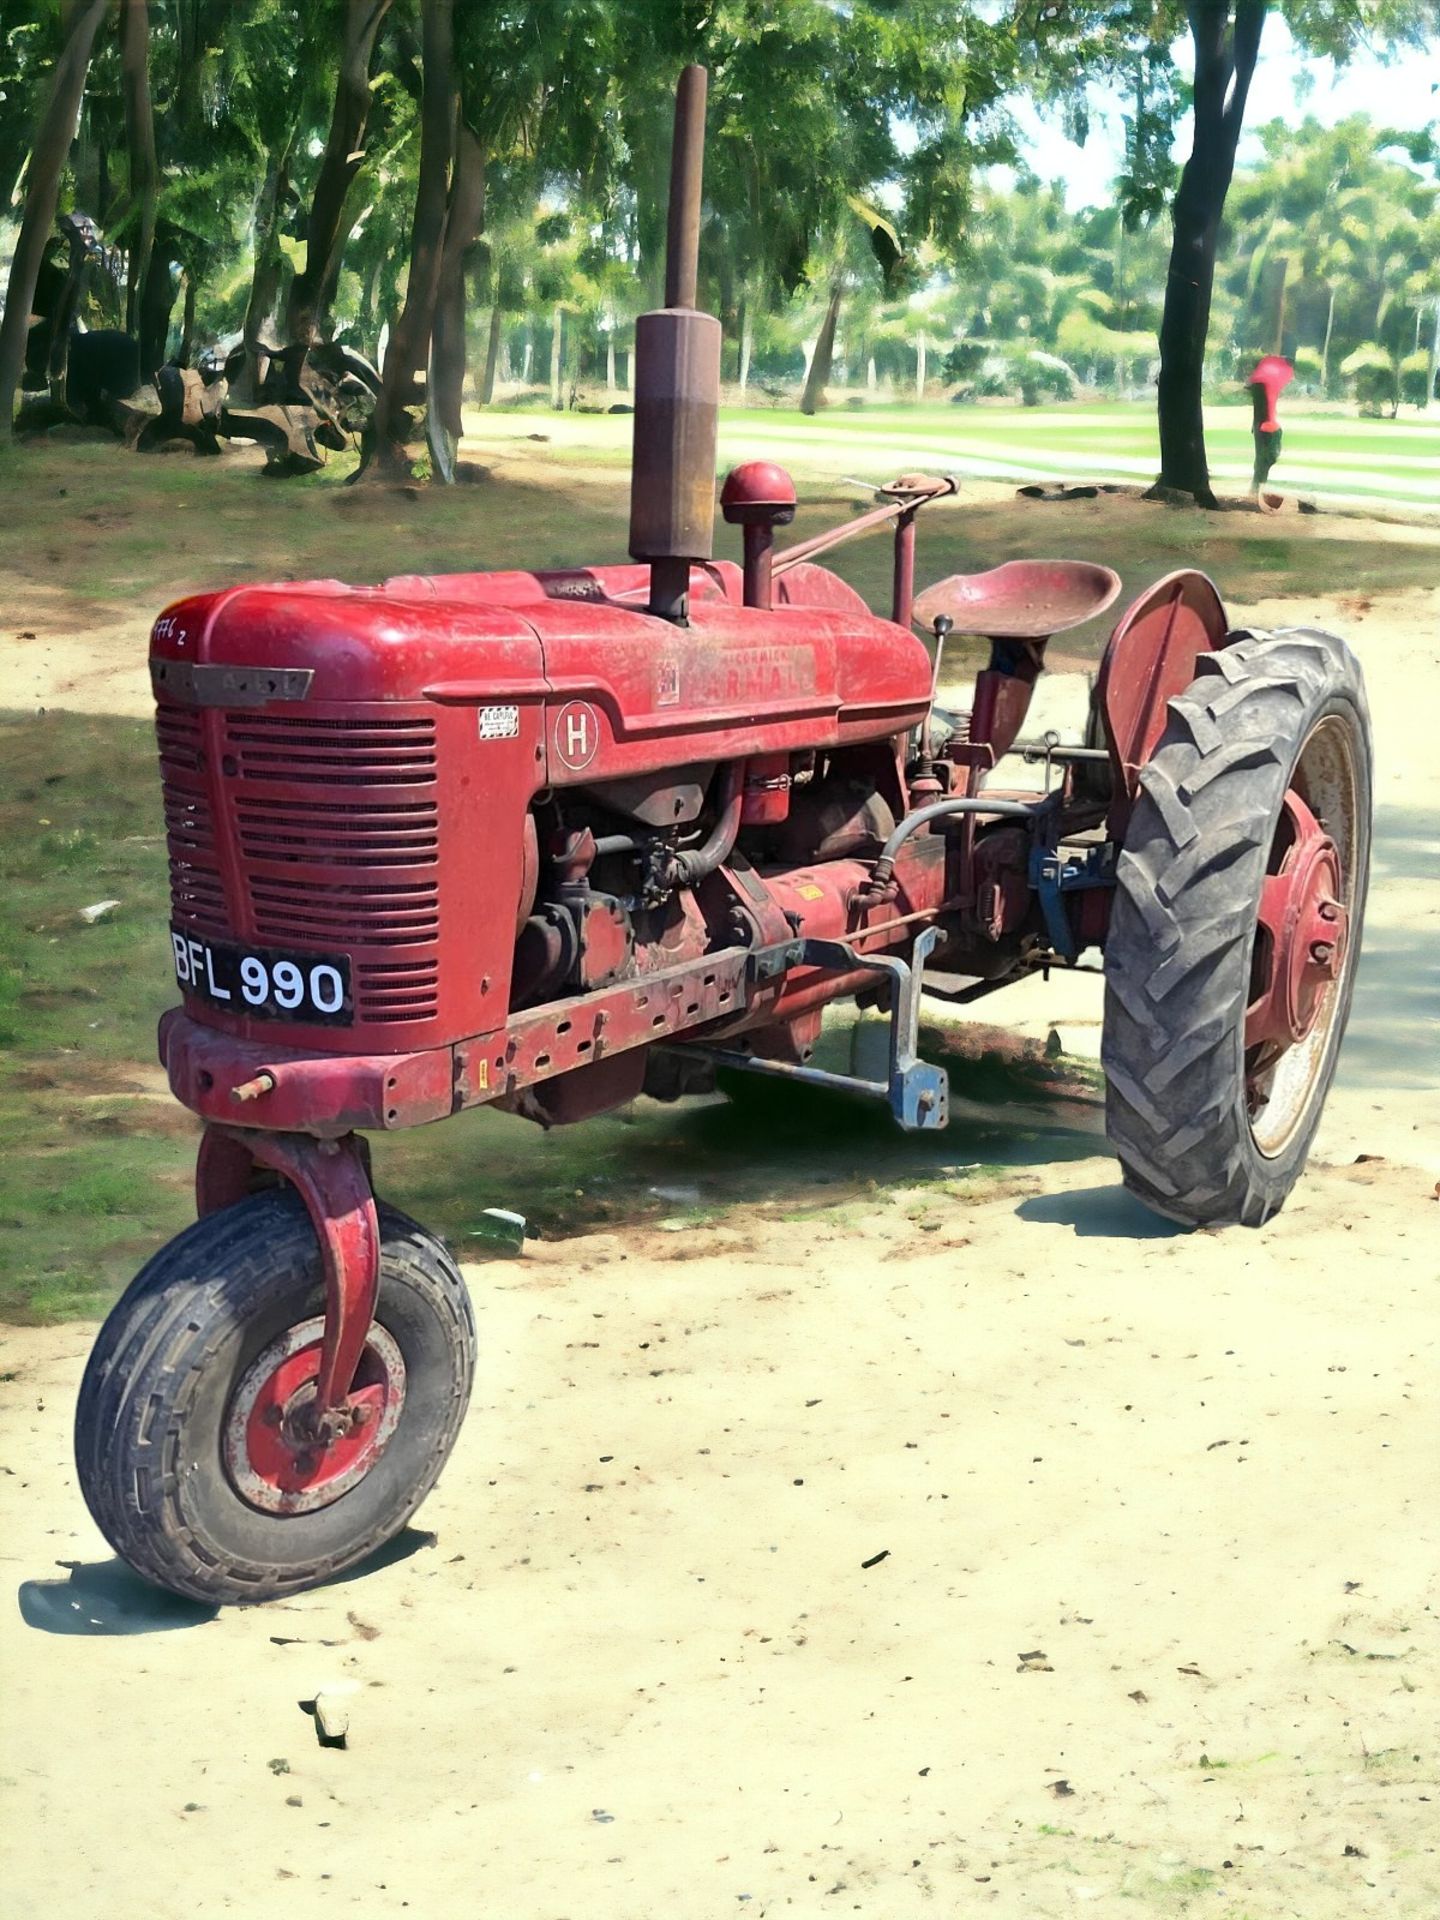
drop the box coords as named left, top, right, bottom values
left=159, top=1009, right=455, bottom=1135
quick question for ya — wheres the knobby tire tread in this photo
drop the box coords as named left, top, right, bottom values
left=1101, top=627, right=1370, bottom=1228
left=74, top=1191, right=475, bottom=1604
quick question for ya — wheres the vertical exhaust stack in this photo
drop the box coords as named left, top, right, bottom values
left=629, top=65, right=722, bottom=623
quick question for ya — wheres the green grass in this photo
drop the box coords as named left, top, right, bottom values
left=0, top=711, right=195, bottom=1320
left=0, top=435, right=637, bottom=612
left=459, top=396, right=1440, bottom=510
left=3, top=422, right=1436, bottom=652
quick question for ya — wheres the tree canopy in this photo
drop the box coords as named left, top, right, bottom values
left=0, top=0, right=1435, bottom=484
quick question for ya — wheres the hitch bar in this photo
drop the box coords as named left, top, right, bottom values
left=696, top=926, right=948, bottom=1131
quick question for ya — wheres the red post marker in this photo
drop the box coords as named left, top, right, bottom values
left=1248, top=355, right=1293, bottom=491
left=1249, top=354, right=1294, bottom=431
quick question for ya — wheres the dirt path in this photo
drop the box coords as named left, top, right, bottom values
left=2, top=1145, right=1436, bottom=1918
left=2, top=575, right=1437, bottom=1915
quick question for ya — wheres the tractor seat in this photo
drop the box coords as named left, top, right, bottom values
left=913, top=560, right=1121, bottom=640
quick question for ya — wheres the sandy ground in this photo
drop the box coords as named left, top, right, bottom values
left=2, top=576, right=1437, bottom=1917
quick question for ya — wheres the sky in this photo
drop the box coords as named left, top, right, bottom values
left=1001, top=19, right=1439, bottom=208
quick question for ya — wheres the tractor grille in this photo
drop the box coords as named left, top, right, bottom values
left=222, top=712, right=438, bottom=785
left=246, top=876, right=440, bottom=946
left=156, top=703, right=227, bottom=935
left=230, top=713, right=441, bottom=1024
left=156, top=702, right=444, bottom=1025
left=234, top=795, right=441, bottom=868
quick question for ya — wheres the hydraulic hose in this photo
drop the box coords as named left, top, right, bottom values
left=665, top=760, right=745, bottom=887
left=865, top=793, right=1045, bottom=896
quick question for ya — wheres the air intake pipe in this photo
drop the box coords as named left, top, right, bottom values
left=628, top=65, right=722, bottom=623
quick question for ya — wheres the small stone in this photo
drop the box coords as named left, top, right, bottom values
left=313, top=1693, right=350, bottom=1745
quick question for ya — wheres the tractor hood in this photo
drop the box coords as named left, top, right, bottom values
left=149, top=561, right=933, bottom=764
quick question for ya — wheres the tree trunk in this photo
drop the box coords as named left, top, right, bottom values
left=286, top=0, right=394, bottom=346
left=915, top=332, right=927, bottom=402
left=428, top=116, right=485, bottom=473
left=367, top=0, right=457, bottom=480
left=522, top=331, right=533, bottom=383
left=119, top=0, right=158, bottom=346
left=1425, top=298, right=1439, bottom=412
left=44, top=225, right=91, bottom=403
left=1320, top=284, right=1335, bottom=393
left=138, top=246, right=176, bottom=373
left=1153, top=0, right=1267, bottom=503
left=238, top=144, right=292, bottom=401
left=358, top=247, right=383, bottom=336
left=178, top=270, right=197, bottom=367
left=1272, top=255, right=1288, bottom=355
left=800, top=281, right=843, bottom=414
left=97, top=134, right=113, bottom=229
left=481, top=300, right=503, bottom=403
left=549, top=304, right=563, bottom=408
left=739, top=308, right=752, bottom=396
left=867, top=355, right=877, bottom=391
left=606, top=334, right=616, bottom=391
left=0, top=0, right=109, bottom=438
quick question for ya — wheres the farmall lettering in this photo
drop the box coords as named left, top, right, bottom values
left=697, top=644, right=814, bottom=706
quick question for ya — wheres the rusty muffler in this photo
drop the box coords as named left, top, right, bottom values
left=628, top=65, right=722, bottom=623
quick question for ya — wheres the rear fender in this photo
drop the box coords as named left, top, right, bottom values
left=1096, top=569, right=1230, bottom=840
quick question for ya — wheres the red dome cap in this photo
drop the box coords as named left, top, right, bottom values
left=721, top=460, right=798, bottom=519
left=1248, top=355, right=1293, bottom=430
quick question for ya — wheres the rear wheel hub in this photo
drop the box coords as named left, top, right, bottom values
left=1246, top=789, right=1348, bottom=1055
left=1242, top=709, right=1362, bottom=1159
left=225, top=1318, right=406, bottom=1515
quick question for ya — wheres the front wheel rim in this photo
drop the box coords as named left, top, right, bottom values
left=224, top=1318, right=407, bottom=1516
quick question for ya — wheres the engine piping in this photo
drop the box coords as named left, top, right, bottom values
left=660, top=760, right=745, bottom=888
left=862, top=793, right=1048, bottom=900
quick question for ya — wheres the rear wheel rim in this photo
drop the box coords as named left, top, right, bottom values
left=224, top=1318, right=407, bottom=1516
left=1244, top=713, right=1361, bottom=1157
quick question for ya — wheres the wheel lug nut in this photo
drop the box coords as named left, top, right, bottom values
left=1318, top=900, right=1340, bottom=923
left=1309, top=940, right=1335, bottom=966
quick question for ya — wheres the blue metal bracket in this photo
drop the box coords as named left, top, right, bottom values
left=1028, top=841, right=1115, bottom=964
left=694, top=924, right=949, bottom=1132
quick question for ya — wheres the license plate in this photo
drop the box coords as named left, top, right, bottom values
left=171, top=931, right=353, bottom=1025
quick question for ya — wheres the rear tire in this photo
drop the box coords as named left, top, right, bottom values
left=1101, top=627, right=1371, bottom=1227
left=75, top=1191, right=475, bottom=1604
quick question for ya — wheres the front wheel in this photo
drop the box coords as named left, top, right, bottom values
left=75, top=1191, right=476, bottom=1604
left=1102, top=627, right=1371, bottom=1227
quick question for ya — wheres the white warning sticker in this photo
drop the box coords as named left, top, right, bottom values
left=478, top=705, right=521, bottom=741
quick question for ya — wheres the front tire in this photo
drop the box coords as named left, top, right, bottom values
left=1102, top=627, right=1371, bottom=1227
left=75, top=1191, right=476, bottom=1604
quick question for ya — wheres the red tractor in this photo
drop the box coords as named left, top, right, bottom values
left=75, top=69, right=1372, bottom=1604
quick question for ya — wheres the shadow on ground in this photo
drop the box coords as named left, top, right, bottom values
left=1015, top=1183, right=1188, bottom=1239
left=1339, top=804, right=1440, bottom=1096
left=16, top=1525, right=439, bottom=1636
left=374, top=1023, right=1109, bottom=1258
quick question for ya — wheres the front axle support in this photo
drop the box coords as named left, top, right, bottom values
left=197, top=1125, right=381, bottom=1423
